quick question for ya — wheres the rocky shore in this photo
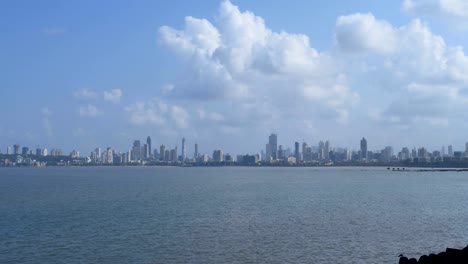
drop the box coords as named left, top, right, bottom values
left=399, top=246, right=468, bottom=263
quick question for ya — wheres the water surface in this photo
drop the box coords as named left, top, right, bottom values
left=1, top=167, right=468, bottom=263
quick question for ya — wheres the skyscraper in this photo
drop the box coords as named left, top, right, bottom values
left=324, top=141, right=330, bottom=160
left=13, top=144, right=20, bottom=155
left=146, top=136, right=152, bottom=159
left=360, top=137, right=368, bottom=160
left=318, top=141, right=325, bottom=160
left=269, top=134, right=278, bottom=160
left=143, top=144, right=150, bottom=160
left=294, top=142, right=300, bottom=164
left=132, top=140, right=141, bottom=161
left=448, top=145, right=453, bottom=157
left=160, top=144, right=166, bottom=161
left=194, top=143, right=198, bottom=159
left=181, top=137, right=186, bottom=161
left=7, top=146, right=12, bottom=155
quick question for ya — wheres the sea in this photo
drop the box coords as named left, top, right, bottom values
left=1, top=167, right=468, bottom=264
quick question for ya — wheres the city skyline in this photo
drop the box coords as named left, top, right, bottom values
left=2, top=1, right=468, bottom=154
left=2, top=133, right=468, bottom=164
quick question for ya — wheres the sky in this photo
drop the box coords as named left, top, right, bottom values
left=1, top=0, right=468, bottom=155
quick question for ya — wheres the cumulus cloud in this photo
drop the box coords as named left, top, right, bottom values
left=103, top=89, right=122, bottom=104
left=158, top=0, right=358, bottom=125
left=403, top=0, right=468, bottom=18
left=78, top=104, right=102, bottom=117
left=125, top=99, right=189, bottom=129
left=336, top=12, right=468, bottom=126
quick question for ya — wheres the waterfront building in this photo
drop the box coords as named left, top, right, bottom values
left=42, top=148, right=48, bottom=156
left=160, top=145, right=166, bottom=161
left=36, top=148, right=41, bottom=156
left=143, top=143, right=150, bottom=160
left=70, top=150, right=80, bottom=158
left=265, top=143, right=271, bottom=161
left=22, top=147, right=29, bottom=156
left=7, top=146, right=12, bottom=155
left=194, top=143, right=198, bottom=159
left=213, top=149, right=224, bottom=162
left=294, top=142, right=300, bottom=164
left=266, top=134, right=278, bottom=160
left=360, top=138, right=368, bottom=160
left=318, top=141, right=325, bottom=160
left=146, top=136, right=152, bottom=159
left=448, top=145, right=453, bottom=157
left=181, top=137, right=186, bottom=161
left=132, top=140, right=141, bottom=161
left=324, top=141, right=330, bottom=160
left=13, top=144, right=20, bottom=155
left=164, top=149, right=170, bottom=162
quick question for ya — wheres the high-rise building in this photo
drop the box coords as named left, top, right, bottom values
left=294, top=142, right=300, bottom=164
left=265, top=143, right=271, bottom=161
left=269, top=134, right=278, bottom=160
left=7, top=146, right=12, bottom=155
left=194, top=143, right=198, bottom=159
left=146, top=136, right=152, bottom=159
left=324, top=141, right=330, bottom=160
left=160, top=145, right=166, bottom=161
left=360, top=137, right=368, bottom=160
left=22, top=147, right=29, bottom=156
left=302, top=142, right=307, bottom=161
left=36, top=148, right=42, bottom=156
left=42, top=148, right=48, bottom=156
left=170, top=147, right=178, bottom=162
left=132, top=140, right=141, bottom=161
left=448, top=145, right=453, bottom=157
left=143, top=144, right=150, bottom=160
left=13, top=144, right=20, bottom=155
left=213, top=150, right=224, bottom=162
left=164, top=149, right=170, bottom=162
left=318, top=141, right=325, bottom=160
left=441, top=146, right=446, bottom=156
left=95, top=148, right=101, bottom=162
left=181, top=137, right=186, bottom=161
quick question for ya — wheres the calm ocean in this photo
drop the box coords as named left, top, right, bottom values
left=1, top=167, right=468, bottom=263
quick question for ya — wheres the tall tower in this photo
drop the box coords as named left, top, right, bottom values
left=194, top=143, right=198, bottom=159
left=181, top=137, right=186, bottom=161
left=147, top=136, right=152, bottom=159
left=132, top=140, right=141, bottom=161
left=324, top=140, right=330, bottom=160
left=160, top=144, right=166, bottom=161
left=448, top=145, right=453, bottom=157
left=13, top=144, right=20, bottom=155
left=269, top=133, right=277, bottom=160
left=294, top=142, right=300, bottom=164
left=360, top=137, right=368, bottom=160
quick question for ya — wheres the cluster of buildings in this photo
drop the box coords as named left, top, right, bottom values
left=2, top=134, right=468, bottom=166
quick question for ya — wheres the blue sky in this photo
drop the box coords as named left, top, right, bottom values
left=1, top=0, right=468, bottom=155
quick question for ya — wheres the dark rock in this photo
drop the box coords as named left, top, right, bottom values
left=408, top=258, right=417, bottom=264
left=418, top=255, right=429, bottom=263
left=399, top=256, right=409, bottom=264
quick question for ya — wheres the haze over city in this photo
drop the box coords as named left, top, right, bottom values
left=2, top=0, right=468, bottom=154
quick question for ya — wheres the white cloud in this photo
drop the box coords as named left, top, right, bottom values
left=403, top=0, right=468, bottom=18
left=125, top=99, right=189, bottom=129
left=73, top=89, right=99, bottom=100
left=78, top=104, right=102, bottom=117
left=159, top=0, right=358, bottom=126
left=335, top=12, right=468, bottom=126
left=103, top=89, right=122, bottom=104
